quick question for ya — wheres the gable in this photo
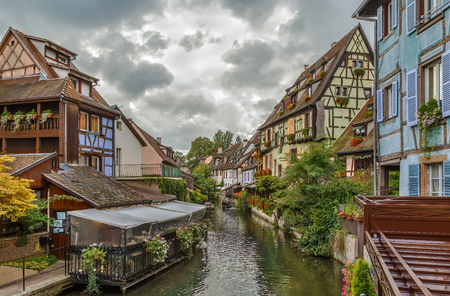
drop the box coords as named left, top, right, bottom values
left=0, top=33, right=39, bottom=78
left=346, top=28, right=370, bottom=54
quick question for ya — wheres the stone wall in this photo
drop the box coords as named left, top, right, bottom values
left=0, top=232, right=48, bottom=263
left=332, top=233, right=358, bottom=264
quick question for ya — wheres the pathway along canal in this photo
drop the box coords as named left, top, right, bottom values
left=67, top=206, right=344, bottom=295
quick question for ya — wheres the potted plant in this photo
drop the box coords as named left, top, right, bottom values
left=365, top=110, right=373, bottom=118
left=1, top=111, right=11, bottom=129
left=266, top=169, right=272, bottom=175
left=350, top=136, right=364, bottom=146
left=353, top=68, right=366, bottom=77
left=354, top=210, right=363, bottom=222
left=12, top=111, right=24, bottom=132
left=301, top=128, right=310, bottom=137
left=26, top=109, right=37, bottom=124
left=254, top=152, right=261, bottom=160
left=336, top=97, right=349, bottom=107
left=318, top=70, right=325, bottom=79
left=302, top=95, right=310, bottom=103
left=417, top=99, right=442, bottom=152
left=346, top=207, right=354, bottom=220
left=307, top=78, right=314, bottom=84
left=287, top=103, right=296, bottom=110
left=287, top=133, right=295, bottom=144
left=339, top=209, right=347, bottom=218
left=264, top=140, right=271, bottom=148
left=278, top=110, right=284, bottom=117
left=40, top=110, right=52, bottom=123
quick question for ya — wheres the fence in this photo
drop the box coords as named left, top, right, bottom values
left=115, top=164, right=183, bottom=179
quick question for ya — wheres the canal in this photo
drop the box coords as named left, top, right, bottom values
left=67, top=205, right=344, bottom=295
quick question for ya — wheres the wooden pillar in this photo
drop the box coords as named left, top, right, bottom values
left=36, top=103, right=41, bottom=131
left=36, top=137, right=41, bottom=153
left=59, top=101, right=65, bottom=160
left=2, top=138, right=6, bottom=154
left=379, top=166, right=387, bottom=196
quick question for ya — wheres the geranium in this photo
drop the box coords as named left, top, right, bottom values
left=264, top=140, right=271, bottom=148
left=307, top=78, right=314, bottom=84
left=145, top=236, right=170, bottom=264
left=365, top=110, right=373, bottom=118
left=302, top=95, right=310, bottom=103
left=350, top=136, right=364, bottom=146
left=287, top=103, right=296, bottom=110
left=254, top=152, right=261, bottom=160
left=353, top=68, right=366, bottom=77
left=234, top=192, right=243, bottom=198
left=318, top=70, right=325, bottom=79
left=301, top=128, right=310, bottom=137
left=278, top=110, right=284, bottom=117
left=287, top=134, right=295, bottom=143
left=336, top=97, right=349, bottom=106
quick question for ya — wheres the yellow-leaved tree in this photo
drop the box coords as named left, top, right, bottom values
left=0, top=155, right=37, bottom=221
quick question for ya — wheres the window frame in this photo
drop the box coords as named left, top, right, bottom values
left=90, top=114, right=100, bottom=133
left=429, top=163, right=443, bottom=196
left=80, top=112, right=89, bottom=131
left=91, top=156, right=100, bottom=171
left=424, top=60, right=442, bottom=106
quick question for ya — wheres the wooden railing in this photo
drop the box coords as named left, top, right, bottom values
left=0, top=115, right=60, bottom=132
left=115, top=164, right=183, bottom=179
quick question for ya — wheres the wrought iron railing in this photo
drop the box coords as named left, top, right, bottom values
left=115, top=164, right=183, bottom=178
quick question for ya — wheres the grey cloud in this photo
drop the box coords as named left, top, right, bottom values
left=219, top=0, right=278, bottom=27
left=178, top=30, right=224, bottom=52
left=220, top=40, right=282, bottom=89
left=143, top=31, right=170, bottom=52
left=253, top=98, right=278, bottom=112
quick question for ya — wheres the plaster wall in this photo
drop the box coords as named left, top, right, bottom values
left=115, top=119, right=142, bottom=165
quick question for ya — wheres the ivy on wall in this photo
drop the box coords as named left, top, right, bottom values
left=144, top=177, right=187, bottom=201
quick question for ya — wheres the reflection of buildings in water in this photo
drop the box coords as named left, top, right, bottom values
left=250, top=212, right=286, bottom=242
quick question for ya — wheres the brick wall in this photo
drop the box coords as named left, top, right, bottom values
left=0, top=232, right=48, bottom=263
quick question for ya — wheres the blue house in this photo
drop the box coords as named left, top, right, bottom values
left=354, top=0, right=450, bottom=197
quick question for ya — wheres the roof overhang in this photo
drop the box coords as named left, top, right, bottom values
left=9, top=152, right=57, bottom=176
left=352, top=0, right=377, bottom=19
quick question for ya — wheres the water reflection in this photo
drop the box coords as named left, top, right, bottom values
left=67, top=206, right=343, bottom=295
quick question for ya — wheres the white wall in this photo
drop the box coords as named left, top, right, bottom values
left=115, top=119, right=142, bottom=165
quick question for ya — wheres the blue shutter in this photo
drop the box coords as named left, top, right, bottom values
left=377, top=6, right=383, bottom=41
left=409, top=164, right=420, bottom=196
left=392, top=0, right=398, bottom=29
left=406, top=69, right=418, bottom=126
left=444, top=161, right=450, bottom=196
left=442, top=51, right=450, bottom=117
left=406, top=0, right=416, bottom=35
left=392, top=81, right=398, bottom=117
left=443, top=0, right=450, bottom=10
left=377, top=89, right=384, bottom=122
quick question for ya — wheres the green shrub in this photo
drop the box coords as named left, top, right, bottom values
left=351, top=259, right=376, bottom=296
left=190, top=190, right=207, bottom=204
left=2, top=254, right=57, bottom=271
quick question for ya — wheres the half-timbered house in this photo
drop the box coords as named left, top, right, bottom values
left=0, top=27, right=119, bottom=176
left=257, top=25, right=374, bottom=177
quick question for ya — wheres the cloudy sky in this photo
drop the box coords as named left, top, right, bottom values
left=0, top=0, right=373, bottom=153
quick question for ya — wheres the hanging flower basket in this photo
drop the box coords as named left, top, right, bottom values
left=353, top=68, right=365, bottom=77
left=318, top=70, right=325, bottom=79
left=339, top=211, right=347, bottom=218
left=336, top=97, right=349, bottom=107
left=287, top=103, right=296, bottom=111
left=302, top=95, right=310, bottom=103
left=287, top=133, right=295, bottom=143
left=307, top=78, right=314, bottom=84
left=278, top=110, right=284, bottom=117
left=350, top=136, right=364, bottom=146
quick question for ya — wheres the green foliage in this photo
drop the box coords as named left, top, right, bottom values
left=190, top=189, right=208, bottom=204
left=255, top=176, right=285, bottom=198
left=2, top=254, right=57, bottom=271
left=174, top=151, right=187, bottom=162
left=176, top=219, right=210, bottom=259
left=145, top=236, right=170, bottom=264
left=192, top=164, right=217, bottom=200
left=145, top=177, right=187, bottom=201
left=235, top=191, right=250, bottom=210
left=351, top=259, right=376, bottom=296
left=388, top=171, right=400, bottom=196
left=235, top=135, right=242, bottom=144
left=187, top=137, right=215, bottom=169
left=213, top=130, right=234, bottom=149
left=417, top=99, right=442, bottom=153
left=81, top=245, right=106, bottom=295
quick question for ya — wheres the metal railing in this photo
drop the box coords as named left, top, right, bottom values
left=115, top=164, right=183, bottom=178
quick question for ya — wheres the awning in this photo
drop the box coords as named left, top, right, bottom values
left=152, top=201, right=206, bottom=221
left=69, top=208, right=151, bottom=229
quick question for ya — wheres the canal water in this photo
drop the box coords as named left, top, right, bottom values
left=68, top=205, right=344, bottom=295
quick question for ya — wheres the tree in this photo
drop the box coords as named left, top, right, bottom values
left=235, top=135, right=242, bottom=144
left=0, top=156, right=37, bottom=222
left=255, top=175, right=285, bottom=199
left=186, top=137, right=215, bottom=169
left=351, top=259, right=376, bottom=296
left=213, top=130, right=234, bottom=149
left=174, top=151, right=187, bottom=162
left=192, top=164, right=218, bottom=200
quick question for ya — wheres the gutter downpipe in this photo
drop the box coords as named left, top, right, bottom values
left=354, top=16, right=378, bottom=196
left=60, top=95, right=68, bottom=164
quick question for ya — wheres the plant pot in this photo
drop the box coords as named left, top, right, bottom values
left=47, top=113, right=53, bottom=118
left=347, top=214, right=353, bottom=220
left=32, top=114, right=37, bottom=119
left=355, top=216, right=363, bottom=222
left=7, top=116, right=12, bottom=121
left=339, top=213, right=347, bottom=218
left=20, top=116, right=25, bottom=121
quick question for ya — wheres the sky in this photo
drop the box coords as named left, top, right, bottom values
left=0, top=0, right=373, bottom=153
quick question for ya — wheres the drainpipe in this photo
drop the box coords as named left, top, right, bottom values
left=61, top=96, right=68, bottom=164
left=354, top=17, right=378, bottom=196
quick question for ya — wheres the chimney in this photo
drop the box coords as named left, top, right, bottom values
left=304, top=64, right=309, bottom=71
left=243, top=139, right=248, bottom=146
left=157, top=137, right=161, bottom=144
left=330, top=42, right=337, bottom=48
left=218, top=146, right=223, bottom=153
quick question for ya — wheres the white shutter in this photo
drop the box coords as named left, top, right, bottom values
left=377, top=6, right=383, bottom=41
left=392, top=81, right=398, bottom=117
left=406, top=0, right=416, bottom=35
left=443, top=0, right=450, bottom=10
left=377, top=89, right=384, bottom=122
left=392, top=0, right=398, bottom=29
left=442, top=50, right=450, bottom=117
left=406, top=69, right=418, bottom=126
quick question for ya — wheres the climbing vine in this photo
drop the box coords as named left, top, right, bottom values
left=417, top=99, right=441, bottom=154
left=144, top=177, right=187, bottom=201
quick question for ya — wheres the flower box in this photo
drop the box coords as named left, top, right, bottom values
left=350, top=136, right=364, bottom=146
left=353, top=68, right=365, bottom=77
left=336, top=97, right=349, bottom=107
left=307, top=78, right=314, bottom=84
left=278, top=110, right=284, bottom=117
left=287, top=103, right=296, bottom=110
left=302, top=95, right=310, bottom=103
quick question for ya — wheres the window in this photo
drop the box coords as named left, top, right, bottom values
left=364, top=88, right=372, bottom=99
left=336, top=86, right=348, bottom=96
left=278, top=164, right=282, bottom=177
left=355, top=157, right=372, bottom=171
left=71, top=79, right=77, bottom=89
left=352, top=60, right=364, bottom=68
left=354, top=125, right=366, bottom=137
left=116, top=148, right=122, bottom=166
left=429, top=163, right=443, bottom=196
left=305, top=113, right=310, bottom=128
left=80, top=112, right=88, bottom=131
left=425, top=0, right=440, bottom=14
left=79, top=154, right=89, bottom=165
left=425, top=61, right=442, bottom=105
left=385, top=85, right=393, bottom=119
left=58, top=56, right=67, bottom=64
left=90, top=115, right=99, bottom=133
left=336, top=86, right=341, bottom=96
left=116, top=121, right=122, bottom=130
left=91, top=156, right=100, bottom=171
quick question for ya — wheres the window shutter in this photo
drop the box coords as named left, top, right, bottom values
left=392, top=81, right=398, bottom=117
left=309, top=112, right=313, bottom=128
left=444, top=161, right=450, bottom=195
left=377, top=89, right=384, bottom=122
left=408, top=164, right=420, bottom=196
left=377, top=6, right=383, bottom=41
left=302, top=114, right=306, bottom=129
left=288, top=118, right=295, bottom=134
left=442, top=50, right=450, bottom=117
left=406, top=0, right=416, bottom=35
left=392, top=0, right=398, bottom=29
left=347, top=59, right=353, bottom=67
left=406, top=68, right=418, bottom=126
left=444, top=0, right=450, bottom=10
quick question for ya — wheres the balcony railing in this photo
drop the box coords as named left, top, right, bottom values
left=0, top=115, right=60, bottom=132
left=115, top=164, right=183, bottom=179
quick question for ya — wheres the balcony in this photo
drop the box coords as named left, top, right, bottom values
left=115, top=164, right=183, bottom=179
left=0, top=115, right=60, bottom=137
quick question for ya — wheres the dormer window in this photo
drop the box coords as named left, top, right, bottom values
left=354, top=125, right=366, bottom=137
left=71, top=79, right=77, bottom=89
left=59, top=56, right=67, bottom=63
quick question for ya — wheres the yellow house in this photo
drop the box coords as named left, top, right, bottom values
left=258, top=24, right=374, bottom=177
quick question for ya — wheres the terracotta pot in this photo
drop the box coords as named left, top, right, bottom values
left=355, top=216, right=363, bottom=222
left=347, top=214, right=353, bottom=220
left=7, top=116, right=12, bottom=120
left=339, top=212, right=347, bottom=218
left=47, top=113, right=53, bottom=118
left=20, top=116, right=25, bottom=120
left=32, top=114, right=37, bottom=119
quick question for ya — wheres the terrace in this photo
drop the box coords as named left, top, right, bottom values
left=114, top=164, right=183, bottom=179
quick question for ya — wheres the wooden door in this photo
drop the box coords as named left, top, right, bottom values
left=50, top=210, right=69, bottom=259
